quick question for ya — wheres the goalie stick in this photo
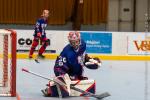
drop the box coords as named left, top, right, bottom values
left=22, top=68, right=110, bottom=99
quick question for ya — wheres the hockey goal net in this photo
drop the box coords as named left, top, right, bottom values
left=0, top=29, right=16, bottom=96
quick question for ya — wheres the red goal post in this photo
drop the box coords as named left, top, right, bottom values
left=0, top=29, right=16, bottom=96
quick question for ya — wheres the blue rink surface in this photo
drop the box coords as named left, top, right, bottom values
left=1, top=59, right=150, bottom=100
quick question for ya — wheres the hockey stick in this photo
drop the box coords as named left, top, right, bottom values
left=22, top=68, right=110, bottom=99
left=35, top=57, right=40, bottom=63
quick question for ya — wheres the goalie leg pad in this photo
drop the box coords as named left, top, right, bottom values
left=42, top=84, right=70, bottom=97
left=43, top=76, right=70, bottom=97
left=70, top=80, right=96, bottom=96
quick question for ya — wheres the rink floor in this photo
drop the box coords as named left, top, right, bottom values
left=1, top=59, right=150, bottom=100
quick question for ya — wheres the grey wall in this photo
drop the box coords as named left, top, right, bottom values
left=108, top=0, right=150, bottom=32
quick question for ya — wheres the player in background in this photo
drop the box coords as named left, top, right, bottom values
left=29, top=9, right=49, bottom=59
left=41, top=31, right=102, bottom=97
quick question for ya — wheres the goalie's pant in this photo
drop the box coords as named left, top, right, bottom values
left=29, top=37, right=49, bottom=57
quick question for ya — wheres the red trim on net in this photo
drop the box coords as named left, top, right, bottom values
left=3, top=34, right=8, bottom=87
left=6, top=29, right=17, bottom=96
left=11, top=30, right=17, bottom=97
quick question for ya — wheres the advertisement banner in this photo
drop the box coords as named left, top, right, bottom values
left=16, top=30, right=67, bottom=53
left=127, top=33, right=150, bottom=55
left=80, top=32, right=112, bottom=53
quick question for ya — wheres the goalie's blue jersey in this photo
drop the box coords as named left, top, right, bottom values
left=54, top=39, right=86, bottom=78
left=33, top=17, right=48, bottom=38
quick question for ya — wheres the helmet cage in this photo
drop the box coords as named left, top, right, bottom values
left=68, top=32, right=80, bottom=50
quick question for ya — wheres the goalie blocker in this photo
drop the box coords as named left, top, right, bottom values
left=41, top=74, right=96, bottom=97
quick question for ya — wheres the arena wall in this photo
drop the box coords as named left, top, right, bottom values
left=16, top=30, right=150, bottom=60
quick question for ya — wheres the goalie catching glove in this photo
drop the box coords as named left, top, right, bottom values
left=85, top=57, right=102, bottom=69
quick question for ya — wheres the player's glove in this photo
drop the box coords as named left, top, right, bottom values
left=85, top=57, right=102, bottom=69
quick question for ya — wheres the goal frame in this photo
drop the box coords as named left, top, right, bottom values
left=0, top=29, right=16, bottom=97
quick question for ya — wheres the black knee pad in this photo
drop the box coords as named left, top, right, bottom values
left=44, top=39, right=49, bottom=46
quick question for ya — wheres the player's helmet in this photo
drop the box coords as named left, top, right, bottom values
left=68, top=31, right=81, bottom=50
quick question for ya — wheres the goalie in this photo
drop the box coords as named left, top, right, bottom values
left=42, top=31, right=102, bottom=97
left=54, top=31, right=101, bottom=79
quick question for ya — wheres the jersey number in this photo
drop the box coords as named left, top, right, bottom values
left=58, top=56, right=66, bottom=66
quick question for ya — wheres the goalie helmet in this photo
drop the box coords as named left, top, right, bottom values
left=68, top=31, right=81, bottom=50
